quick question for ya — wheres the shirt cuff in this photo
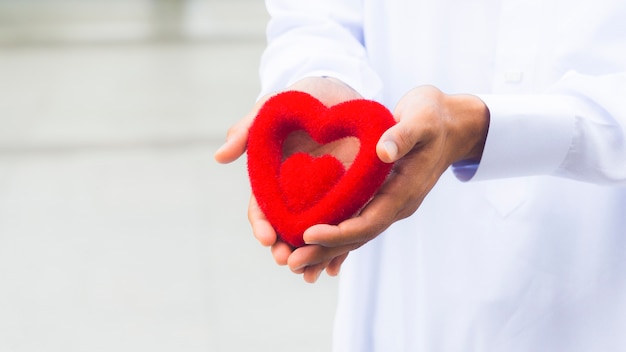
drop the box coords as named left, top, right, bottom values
left=452, top=160, right=480, bottom=181
left=466, top=94, right=576, bottom=181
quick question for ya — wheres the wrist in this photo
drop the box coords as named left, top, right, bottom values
left=445, top=94, right=490, bottom=164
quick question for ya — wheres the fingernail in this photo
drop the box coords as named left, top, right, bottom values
left=382, top=140, right=398, bottom=161
left=303, top=226, right=321, bottom=245
left=303, top=236, right=318, bottom=245
left=293, top=263, right=307, bottom=272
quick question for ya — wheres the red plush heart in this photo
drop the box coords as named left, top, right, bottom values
left=247, top=91, right=395, bottom=248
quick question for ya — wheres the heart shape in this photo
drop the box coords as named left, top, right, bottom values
left=247, top=91, right=395, bottom=248
left=279, top=152, right=346, bottom=212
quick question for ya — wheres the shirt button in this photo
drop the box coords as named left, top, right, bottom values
left=504, top=71, right=523, bottom=84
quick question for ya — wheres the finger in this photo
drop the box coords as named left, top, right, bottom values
left=302, top=261, right=329, bottom=283
left=270, top=241, right=293, bottom=266
left=303, top=188, right=402, bottom=247
left=326, top=253, right=349, bottom=277
left=214, top=96, right=271, bottom=164
left=214, top=119, right=250, bottom=164
left=248, top=196, right=277, bottom=247
left=287, top=244, right=356, bottom=273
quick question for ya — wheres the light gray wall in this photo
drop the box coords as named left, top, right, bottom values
left=0, top=2, right=338, bottom=351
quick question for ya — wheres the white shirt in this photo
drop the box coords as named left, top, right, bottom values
left=259, top=1, right=626, bottom=351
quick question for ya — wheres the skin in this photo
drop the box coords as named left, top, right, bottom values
left=214, top=77, right=489, bottom=283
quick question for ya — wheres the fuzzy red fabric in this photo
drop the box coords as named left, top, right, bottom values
left=247, top=91, right=395, bottom=248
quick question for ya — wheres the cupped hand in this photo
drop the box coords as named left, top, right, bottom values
left=291, top=85, right=490, bottom=282
left=214, top=77, right=363, bottom=280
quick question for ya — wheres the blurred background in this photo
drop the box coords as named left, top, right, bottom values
left=0, top=1, right=337, bottom=351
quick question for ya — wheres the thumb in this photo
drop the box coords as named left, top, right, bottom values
left=214, top=95, right=272, bottom=164
left=213, top=118, right=251, bottom=164
left=376, top=120, right=419, bottom=163
left=376, top=86, right=445, bottom=163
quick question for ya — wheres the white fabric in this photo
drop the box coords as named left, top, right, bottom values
left=472, top=94, right=577, bottom=180
left=260, top=0, right=626, bottom=351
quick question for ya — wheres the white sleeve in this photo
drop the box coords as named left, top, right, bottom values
left=470, top=71, right=626, bottom=185
left=260, top=0, right=382, bottom=99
